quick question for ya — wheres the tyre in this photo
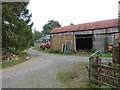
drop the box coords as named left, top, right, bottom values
left=45, top=47, right=48, bottom=50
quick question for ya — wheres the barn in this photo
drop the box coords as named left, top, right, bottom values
left=50, top=19, right=118, bottom=52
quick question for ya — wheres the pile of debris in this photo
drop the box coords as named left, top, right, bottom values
left=2, top=49, right=29, bottom=62
left=2, top=52, right=19, bottom=62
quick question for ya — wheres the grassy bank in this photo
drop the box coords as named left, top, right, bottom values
left=2, top=57, right=30, bottom=69
left=57, top=62, right=89, bottom=88
left=32, top=48, right=112, bottom=58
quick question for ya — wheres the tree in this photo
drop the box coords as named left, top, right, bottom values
left=2, top=2, right=33, bottom=51
left=70, top=23, right=74, bottom=26
left=42, top=20, right=61, bottom=35
left=30, top=29, right=43, bottom=46
left=34, top=31, right=43, bottom=41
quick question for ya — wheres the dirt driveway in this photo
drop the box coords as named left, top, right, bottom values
left=2, top=49, right=89, bottom=88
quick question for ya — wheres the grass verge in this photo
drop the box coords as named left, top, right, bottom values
left=32, top=48, right=77, bottom=55
left=32, top=48, right=112, bottom=58
left=79, top=52, right=112, bottom=58
left=101, top=52, right=112, bottom=58
left=2, top=57, right=31, bottom=69
left=32, top=48, right=51, bottom=53
left=78, top=52, right=93, bottom=57
left=57, top=62, right=89, bottom=88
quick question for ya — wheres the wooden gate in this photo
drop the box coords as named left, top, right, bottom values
left=89, top=49, right=120, bottom=88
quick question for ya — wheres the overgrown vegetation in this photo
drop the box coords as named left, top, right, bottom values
left=8, top=48, right=30, bottom=55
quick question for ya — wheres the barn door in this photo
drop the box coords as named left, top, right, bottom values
left=66, top=41, right=72, bottom=54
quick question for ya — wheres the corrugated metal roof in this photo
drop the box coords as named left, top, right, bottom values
left=35, top=35, right=50, bottom=42
left=40, top=35, right=50, bottom=40
left=50, top=18, right=118, bottom=34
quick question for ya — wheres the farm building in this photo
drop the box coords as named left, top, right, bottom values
left=34, top=35, right=50, bottom=48
left=50, top=19, right=118, bottom=52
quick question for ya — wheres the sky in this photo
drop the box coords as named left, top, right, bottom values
left=27, top=0, right=119, bottom=32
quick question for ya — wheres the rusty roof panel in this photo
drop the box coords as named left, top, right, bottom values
left=50, top=19, right=118, bottom=34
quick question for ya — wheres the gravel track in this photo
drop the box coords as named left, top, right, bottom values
left=2, top=49, right=111, bottom=88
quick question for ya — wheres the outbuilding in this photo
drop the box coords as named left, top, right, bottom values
left=50, top=19, right=118, bottom=52
left=34, top=35, right=50, bottom=48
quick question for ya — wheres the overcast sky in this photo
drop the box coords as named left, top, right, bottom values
left=27, top=0, right=119, bottom=32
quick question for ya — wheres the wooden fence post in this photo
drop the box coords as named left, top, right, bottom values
left=88, top=49, right=120, bottom=88
left=89, top=56, right=92, bottom=87
left=118, top=64, right=120, bottom=89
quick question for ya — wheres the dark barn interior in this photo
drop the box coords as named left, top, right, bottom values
left=76, top=35, right=92, bottom=51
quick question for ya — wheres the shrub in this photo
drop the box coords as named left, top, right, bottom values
left=91, top=48, right=96, bottom=53
left=9, top=48, right=16, bottom=53
left=101, top=85, right=111, bottom=89
left=49, top=50, right=55, bottom=53
left=9, top=48, right=21, bottom=54
left=55, top=49, right=62, bottom=53
left=70, top=50, right=77, bottom=54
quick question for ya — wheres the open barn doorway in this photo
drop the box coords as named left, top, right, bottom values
left=76, top=35, right=92, bottom=51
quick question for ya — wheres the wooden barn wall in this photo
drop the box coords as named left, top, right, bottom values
left=93, top=34, right=118, bottom=51
left=50, top=27, right=118, bottom=51
left=50, top=35, right=75, bottom=50
left=93, top=27, right=118, bottom=51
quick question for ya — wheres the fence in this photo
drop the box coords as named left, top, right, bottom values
left=89, top=49, right=120, bottom=88
left=112, top=46, right=120, bottom=64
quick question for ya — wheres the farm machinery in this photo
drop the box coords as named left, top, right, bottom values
left=108, top=33, right=120, bottom=52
